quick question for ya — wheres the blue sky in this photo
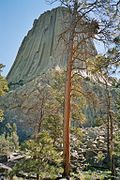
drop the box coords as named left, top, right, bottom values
left=0, top=0, right=58, bottom=76
left=0, top=0, right=105, bottom=77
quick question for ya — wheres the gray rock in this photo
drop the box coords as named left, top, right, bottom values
left=0, top=156, right=7, bottom=163
left=7, top=7, right=97, bottom=86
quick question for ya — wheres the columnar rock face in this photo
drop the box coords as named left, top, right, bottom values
left=7, top=7, right=67, bottom=84
left=7, top=7, right=96, bottom=85
left=0, top=7, right=98, bottom=140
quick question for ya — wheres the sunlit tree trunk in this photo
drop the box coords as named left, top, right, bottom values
left=63, top=1, right=78, bottom=177
left=63, top=35, right=74, bottom=177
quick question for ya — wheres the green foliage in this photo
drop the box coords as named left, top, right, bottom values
left=43, top=114, right=63, bottom=147
left=0, top=123, right=19, bottom=155
left=95, top=117, right=104, bottom=127
left=115, top=131, right=120, bottom=157
left=0, top=64, right=8, bottom=96
left=78, top=171, right=111, bottom=180
left=6, top=123, right=19, bottom=150
left=0, top=134, right=12, bottom=155
left=11, top=131, right=63, bottom=179
left=71, top=127, right=84, bottom=146
left=71, top=91, right=86, bottom=125
left=71, top=170, right=111, bottom=180
left=0, top=109, right=4, bottom=122
left=40, top=70, right=87, bottom=147
left=0, top=75, right=8, bottom=96
left=0, top=64, right=8, bottom=121
left=108, top=37, right=120, bottom=72
left=70, top=170, right=111, bottom=180
left=86, top=55, right=111, bottom=75
left=40, top=70, right=65, bottom=146
left=97, top=151, right=105, bottom=162
left=86, top=45, right=120, bottom=78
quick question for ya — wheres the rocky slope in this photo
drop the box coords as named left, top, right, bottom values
left=0, top=70, right=107, bottom=140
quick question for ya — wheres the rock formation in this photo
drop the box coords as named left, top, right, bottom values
left=7, top=7, right=96, bottom=85
left=0, top=7, right=98, bottom=140
left=7, top=7, right=67, bottom=84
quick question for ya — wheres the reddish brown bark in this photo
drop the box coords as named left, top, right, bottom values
left=63, top=1, right=78, bottom=177
left=63, top=38, right=74, bottom=177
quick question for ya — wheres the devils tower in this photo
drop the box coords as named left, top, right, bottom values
left=7, top=7, right=70, bottom=84
left=0, top=7, right=97, bottom=140
left=7, top=7, right=96, bottom=85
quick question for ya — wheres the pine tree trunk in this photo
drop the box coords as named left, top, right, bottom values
left=37, top=174, right=39, bottom=180
left=106, top=87, right=115, bottom=177
left=63, top=39, right=73, bottom=177
left=63, top=4, right=78, bottom=178
left=109, top=110, right=115, bottom=177
left=106, top=107, right=110, bottom=164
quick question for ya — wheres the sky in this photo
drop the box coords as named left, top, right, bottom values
left=0, top=0, right=105, bottom=77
